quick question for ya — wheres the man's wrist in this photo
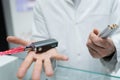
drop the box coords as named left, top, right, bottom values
left=102, top=50, right=116, bottom=61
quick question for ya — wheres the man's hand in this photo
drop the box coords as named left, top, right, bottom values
left=86, top=29, right=116, bottom=58
left=7, top=36, right=68, bottom=80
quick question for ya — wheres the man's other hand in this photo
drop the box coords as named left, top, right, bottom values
left=86, top=29, right=116, bottom=58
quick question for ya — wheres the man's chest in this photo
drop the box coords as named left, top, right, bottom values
left=41, top=0, right=114, bottom=24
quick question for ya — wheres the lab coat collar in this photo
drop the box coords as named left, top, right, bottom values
left=65, top=0, right=81, bottom=8
left=65, top=0, right=74, bottom=5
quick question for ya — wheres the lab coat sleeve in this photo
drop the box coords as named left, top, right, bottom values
left=100, top=0, right=120, bottom=72
left=31, top=0, right=50, bottom=41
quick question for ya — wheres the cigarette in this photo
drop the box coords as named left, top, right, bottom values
left=99, top=24, right=119, bottom=38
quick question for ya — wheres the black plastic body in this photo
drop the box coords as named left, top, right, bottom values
left=31, top=39, right=58, bottom=53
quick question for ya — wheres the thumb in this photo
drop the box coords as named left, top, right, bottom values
left=93, top=28, right=99, bottom=35
left=7, top=36, right=30, bottom=46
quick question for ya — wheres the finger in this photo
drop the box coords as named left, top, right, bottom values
left=45, top=49, right=68, bottom=61
left=7, top=36, right=30, bottom=46
left=93, top=28, right=99, bottom=35
left=44, top=58, right=54, bottom=77
left=52, top=53, right=68, bottom=61
left=87, top=39, right=101, bottom=58
left=92, top=29, right=112, bottom=48
left=89, top=31, right=106, bottom=48
left=87, top=39, right=105, bottom=52
left=17, top=52, right=34, bottom=79
left=32, top=59, right=42, bottom=80
left=88, top=47, right=101, bottom=58
left=87, top=39, right=112, bottom=58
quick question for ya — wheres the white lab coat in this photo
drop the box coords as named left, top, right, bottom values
left=31, top=0, right=120, bottom=80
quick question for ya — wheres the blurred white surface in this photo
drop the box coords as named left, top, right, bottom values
left=0, top=55, right=18, bottom=80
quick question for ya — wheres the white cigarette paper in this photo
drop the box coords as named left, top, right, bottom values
left=99, top=24, right=119, bottom=38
